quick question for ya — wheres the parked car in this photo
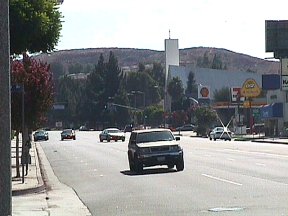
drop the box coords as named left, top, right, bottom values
left=33, top=130, right=49, bottom=141
left=127, top=128, right=184, bottom=173
left=61, top=129, right=76, bottom=141
left=209, top=127, right=232, bottom=141
left=176, top=124, right=195, bottom=131
left=99, top=128, right=125, bottom=142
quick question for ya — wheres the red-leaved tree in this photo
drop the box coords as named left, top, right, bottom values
left=11, top=54, right=54, bottom=177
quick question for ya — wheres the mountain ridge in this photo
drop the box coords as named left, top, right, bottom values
left=37, top=47, right=280, bottom=76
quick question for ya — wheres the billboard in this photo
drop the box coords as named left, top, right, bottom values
left=262, top=74, right=280, bottom=90
left=230, top=87, right=245, bottom=102
left=265, top=20, right=288, bottom=57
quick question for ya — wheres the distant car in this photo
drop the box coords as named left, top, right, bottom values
left=99, top=128, right=125, bottom=142
left=61, top=129, right=76, bottom=141
left=209, top=127, right=232, bottom=141
left=124, top=125, right=133, bottom=132
left=79, top=125, right=89, bottom=131
left=33, top=130, right=49, bottom=141
left=176, top=124, right=195, bottom=131
left=127, top=128, right=184, bottom=173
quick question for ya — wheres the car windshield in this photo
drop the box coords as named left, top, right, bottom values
left=136, top=131, right=174, bottom=143
left=107, top=129, right=120, bottom=133
left=35, top=131, right=45, bottom=135
left=63, top=129, right=72, bottom=134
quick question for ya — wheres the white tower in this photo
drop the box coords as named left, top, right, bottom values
left=164, top=36, right=179, bottom=112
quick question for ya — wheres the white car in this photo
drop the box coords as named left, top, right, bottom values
left=99, top=128, right=125, bottom=142
left=209, top=127, right=232, bottom=141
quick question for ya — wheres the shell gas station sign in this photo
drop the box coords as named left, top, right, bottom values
left=240, top=79, right=261, bottom=98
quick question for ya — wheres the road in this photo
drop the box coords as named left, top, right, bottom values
left=40, top=130, right=288, bottom=216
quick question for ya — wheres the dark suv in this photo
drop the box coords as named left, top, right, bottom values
left=127, top=128, right=184, bottom=173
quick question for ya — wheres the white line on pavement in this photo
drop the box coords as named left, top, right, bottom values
left=255, top=163, right=266, bottom=166
left=202, top=174, right=243, bottom=186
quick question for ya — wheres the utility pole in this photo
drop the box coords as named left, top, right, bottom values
left=0, top=0, right=12, bottom=215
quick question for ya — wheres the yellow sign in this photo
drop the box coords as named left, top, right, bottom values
left=240, top=79, right=261, bottom=98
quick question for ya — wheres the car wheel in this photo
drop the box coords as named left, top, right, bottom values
left=176, top=157, right=184, bottom=171
left=122, top=138, right=125, bottom=142
left=61, top=138, right=64, bottom=141
left=213, top=136, right=216, bottom=141
left=73, top=137, right=76, bottom=140
left=107, top=138, right=110, bottom=142
left=128, top=153, right=135, bottom=172
left=209, top=137, right=212, bottom=140
left=100, top=139, right=103, bottom=142
left=134, top=158, right=143, bottom=173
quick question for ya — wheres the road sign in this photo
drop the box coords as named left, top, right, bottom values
left=281, top=75, right=288, bottom=90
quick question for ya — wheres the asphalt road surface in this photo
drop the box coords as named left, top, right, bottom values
left=40, top=130, right=288, bottom=216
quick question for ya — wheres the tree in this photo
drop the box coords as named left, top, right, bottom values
left=167, top=77, right=184, bottom=101
left=9, top=0, right=62, bottom=54
left=147, top=62, right=165, bottom=88
left=11, top=54, right=54, bottom=176
left=194, top=107, right=217, bottom=136
left=56, top=76, right=85, bottom=127
left=144, top=105, right=164, bottom=127
left=104, top=51, right=123, bottom=99
left=213, top=87, right=230, bottom=102
left=185, top=71, right=197, bottom=97
left=125, top=72, right=160, bottom=107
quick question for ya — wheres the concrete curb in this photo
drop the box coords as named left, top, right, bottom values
left=36, top=142, right=92, bottom=216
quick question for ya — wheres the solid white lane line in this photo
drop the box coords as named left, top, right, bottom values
left=255, top=163, right=266, bottom=166
left=227, top=158, right=235, bottom=161
left=202, top=174, right=243, bottom=186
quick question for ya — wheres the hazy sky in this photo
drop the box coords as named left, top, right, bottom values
left=56, top=0, right=288, bottom=59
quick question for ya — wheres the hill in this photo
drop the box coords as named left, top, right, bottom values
left=36, top=47, right=280, bottom=77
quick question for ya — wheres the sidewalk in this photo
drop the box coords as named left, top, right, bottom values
left=175, top=130, right=288, bottom=145
left=11, top=139, right=91, bottom=216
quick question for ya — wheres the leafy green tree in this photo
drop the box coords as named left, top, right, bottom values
left=213, top=87, right=230, bottom=102
left=125, top=72, right=160, bottom=107
left=9, top=0, right=62, bottom=54
left=144, top=105, right=164, bottom=127
left=185, top=71, right=197, bottom=97
left=109, top=87, right=131, bottom=127
left=104, top=51, right=123, bottom=99
left=148, top=63, right=165, bottom=88
left=81, top=55, right=105, bottom=127
left=167, top=77, right=184, bottom=101
left=194, top=107, right=217, bottom=136
left=56, top=76, right=85, bottom=127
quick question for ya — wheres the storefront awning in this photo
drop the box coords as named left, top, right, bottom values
left=261, top=103, right=283, bottom=119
